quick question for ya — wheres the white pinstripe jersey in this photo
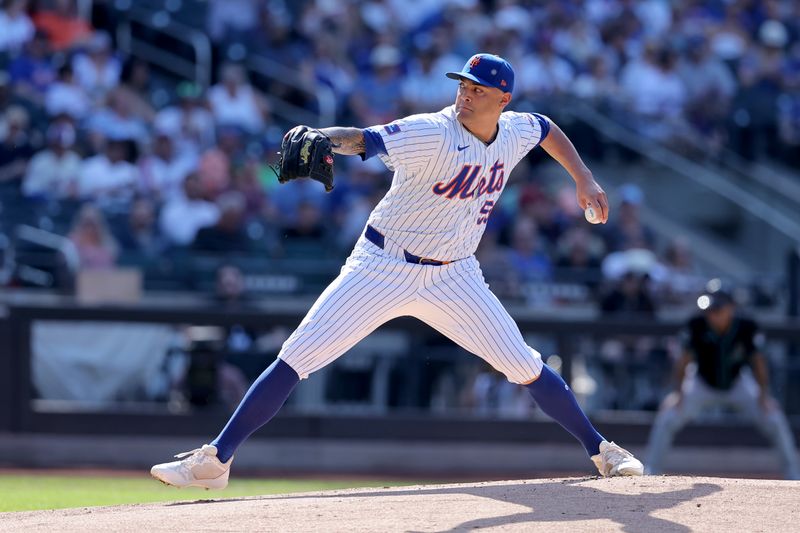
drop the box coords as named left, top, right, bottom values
left=364, top=105, right=549, bottom=261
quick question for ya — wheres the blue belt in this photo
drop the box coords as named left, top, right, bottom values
left=364, top=225, right=451, bottom=266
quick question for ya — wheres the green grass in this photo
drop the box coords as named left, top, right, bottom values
left=0, top=475, right=420, bottom=513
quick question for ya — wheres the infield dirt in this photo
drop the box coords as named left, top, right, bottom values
left=2, top=475, right=798, bottom=532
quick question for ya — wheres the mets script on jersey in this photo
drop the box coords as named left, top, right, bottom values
left=363, top=105, right=549, bottom=263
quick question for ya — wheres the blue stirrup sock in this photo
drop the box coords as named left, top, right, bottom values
left=211, top=358, right=300, bottom=463
left=525, top=365, right=605, bottom=457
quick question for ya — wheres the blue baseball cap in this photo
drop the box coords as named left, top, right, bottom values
left=446, top=53, right=515, bottom=94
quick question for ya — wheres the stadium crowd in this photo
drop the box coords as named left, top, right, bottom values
left=0, top=0, right=797, bottom=311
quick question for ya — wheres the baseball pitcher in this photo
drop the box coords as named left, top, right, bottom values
left=152, top=54, right=644, bottom=489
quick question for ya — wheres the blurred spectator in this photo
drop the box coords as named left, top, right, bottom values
left=553, top=18, right=605, bottom=70
left=600, top=271, right=657, bottom=317
left=8, top=30, right=55, bottom=106
left=22, top=121, right=80, bottom=198
left=116, top=57, right=157, bottom=123
left=660, top=236, right=706, bottom=303
left=447, top=1, right=489, bottom=55
left=678, top=35, right=736, bottom=155
left=115, top=196, right=168, bottom=258
left=350, top=45, right=404, bottom=126
left=78, top=138, right=139, bottom=205
left=281, top=199, right=325, bottom=241
left=311, top=34, right=356, bottom=109
left=517, top=184, right=570, bottom=247
left=86, top=87, right=150, bottom=144
left=596, top=248, right=662, bottom=410
left=728, top=59, right=782, bottom=161
left=554, top=226, right=605, bottom=287
left=0, top=105, right=36, bottom=185
left=333, top=187, right=376, bottom=250
left=777, top=86, right=800, bottom=165
left=601, top=245, right=667, bottom=281
left=32, top=0, right=93, bottom=51
left=507, top=216, right=552, bottom=283
left=279, top=199, right=329, bottom=255
left=209, top=263, right=279, bottom=408
left=0, top=70, right=25, bottom=111
left=519, top=38, right=575, bottom=102
left=271, top=164, right=332, bottom=230
left=0, top=0, right=795, bottom=315
left=71, top=31, right=121, bottom=102
left=45, top=63, right=90, bottom=120
left=679, top=36, right=737, bottom=110
left=468, top=367, right=532, bottom=418
left=571, top=55, right=621, bottom=108
left=243, top=9, right=314, bottom=114
left=244, top=4, right=305, bottom=68
left=634, top=0, right=672, bottom=38
left=330, top=160, right=385, bottom=250
left=153, top=82, right=216, bottom=158
left=197, top=125, right=242, bottom=199
left=230, top=159, right=268, bottom=219
left=758, top=19, right=789, bottom=56
left=138, top=130, right=197, bottom=202
left=68, top=203, right=119, bottom=269
left=206, top=0, right=259, bottom=44
left=401, top=42, right=461, bottom=114
left=193, top=190, right=250, bottom=252
left=386, top=0, right=446, bottom=31
left=492, top=0, right=531, bottom=47
left=207, top=63, right=269, bottom=135
left=708, top=5, right=751, bottom=66
left=159, top=172, right=220, bottom=246
left=475, top=228, right=520, bottom=299
left=0, top=0, right=34, bottom=54
left=197, top=141, right=231, bottom=198
left=621, top=45, right=687, bottom=142
left=215, top=263, right=246, bottom=305
left=355, top=0, right=393, bottom=37
left=601, top=184, right=655, bottom=252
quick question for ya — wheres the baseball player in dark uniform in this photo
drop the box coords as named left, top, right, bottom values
left=645, top=281, right=800, bottom=478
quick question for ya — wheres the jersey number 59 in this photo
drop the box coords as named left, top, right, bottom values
left=477, top=200, right=494, bottom=225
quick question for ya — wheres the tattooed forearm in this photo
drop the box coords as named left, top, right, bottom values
left=320, top=127, right=366, bottom=155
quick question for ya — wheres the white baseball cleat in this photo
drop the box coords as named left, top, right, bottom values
left=150, top=444, right=232, bottom=489
left=591, top=440, right=644, bottom=477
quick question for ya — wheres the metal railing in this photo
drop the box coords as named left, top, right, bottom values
left=566, top=102, right=800, bottom=244
left=246, top=55, right=337, bottom=127
left=115, top=7, right=212, bottom=88
left=0, top=232, right=13, bottom=285
left=15, top=225, right=80, bottom=273
left=552, top=102, right=751, bottom=280
left=2, top=301, right=799, bottom=443
left=114, top=5, right=337, bottom=127
left=725, top=154, right=800, bottom=207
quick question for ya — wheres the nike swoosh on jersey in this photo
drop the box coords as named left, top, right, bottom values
left=457, top=145, right=469, bottom=151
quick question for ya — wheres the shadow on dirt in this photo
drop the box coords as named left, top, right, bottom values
left=256, top=477, right=723, bottom=533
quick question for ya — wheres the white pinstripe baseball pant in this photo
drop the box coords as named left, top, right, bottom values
left=279, top=234, right=544, bottom=384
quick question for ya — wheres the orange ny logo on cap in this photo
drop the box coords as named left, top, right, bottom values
left=469, top=56, right=481, bottom=68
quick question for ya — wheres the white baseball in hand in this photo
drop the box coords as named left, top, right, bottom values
left=584, top=205, right=601, bottom=224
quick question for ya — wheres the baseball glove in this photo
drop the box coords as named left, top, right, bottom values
left=276, top=126, right=335, bottom=192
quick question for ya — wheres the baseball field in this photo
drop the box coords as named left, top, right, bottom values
left=2, top=474, right=798, bottom=532
left=0, top=471, right=422, bottom=512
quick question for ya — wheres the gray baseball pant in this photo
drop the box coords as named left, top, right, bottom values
left=645, top=366, right=800, bottom=479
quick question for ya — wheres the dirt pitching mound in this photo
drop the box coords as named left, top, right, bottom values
left=3, top=476, right=799, bottom=532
